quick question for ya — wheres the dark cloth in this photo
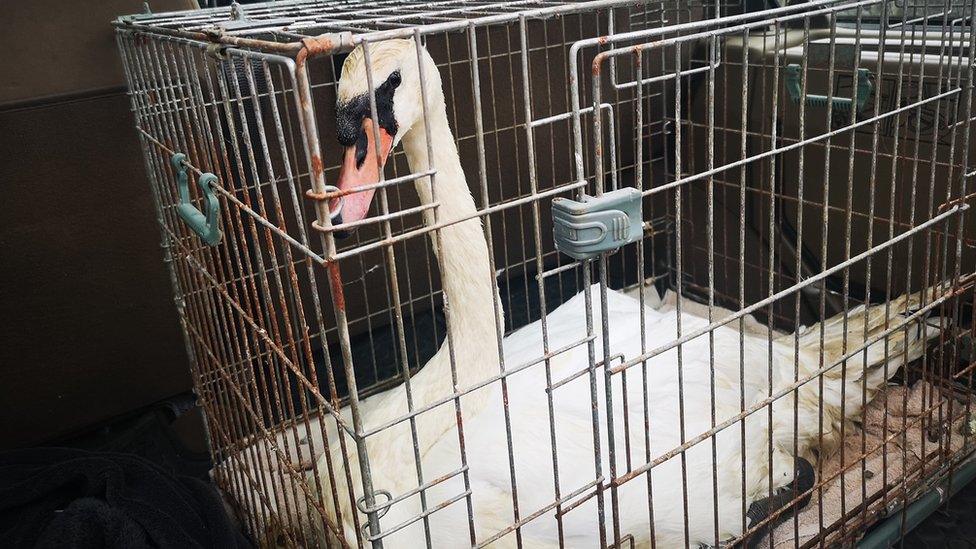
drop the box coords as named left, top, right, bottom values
left=0, top=448, right=248, bottom=549
left=746, top=457, right=816, bottom=549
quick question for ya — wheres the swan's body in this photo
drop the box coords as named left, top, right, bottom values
left=366, top=284, right=937, bottom=548
left=376, top=286, right=799, bottom=547
left=241, top=39, right=943, bottom=548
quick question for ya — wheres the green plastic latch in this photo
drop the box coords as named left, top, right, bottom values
left=785, top=64, right=873, bottom=114
left=172, top=153, right=222, bottom=246
left=552, top=187, right=643, bottom=260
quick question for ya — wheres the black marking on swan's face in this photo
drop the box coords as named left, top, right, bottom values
left=336, top=70, right=401, bottom=168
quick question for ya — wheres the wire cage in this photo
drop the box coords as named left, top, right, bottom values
left=115, top=0, right=976, bottom=547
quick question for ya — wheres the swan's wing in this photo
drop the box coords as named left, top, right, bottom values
left=502, top=285, right=668, bottom=375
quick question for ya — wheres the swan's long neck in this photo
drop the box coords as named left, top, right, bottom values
left=363, top=91, right=501, bottom=459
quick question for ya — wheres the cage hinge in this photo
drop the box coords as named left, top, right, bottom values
left=203, top=43, right=229, bottom=60
left=552, top=187, right=642, bottom=260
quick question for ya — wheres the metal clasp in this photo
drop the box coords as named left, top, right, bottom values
left=552, top=187, right=643, bottom=260
left=304, top=185, right=344, bottom=221
left=172, top=153, right=222, bottom=246
left=356, top=489, right=393, bottom=539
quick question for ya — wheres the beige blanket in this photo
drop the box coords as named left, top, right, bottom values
left=759, top=380, right=972, bottom=548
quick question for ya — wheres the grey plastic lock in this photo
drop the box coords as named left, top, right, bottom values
left=552, top=187, right=643, bottom=260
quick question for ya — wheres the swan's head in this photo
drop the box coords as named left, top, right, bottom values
left=332, top=39, right=442, bottom=232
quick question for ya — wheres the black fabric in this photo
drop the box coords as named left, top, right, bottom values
left=0, top=448, right=248, bottom=549
left=745, top=457, right=816, bottom=549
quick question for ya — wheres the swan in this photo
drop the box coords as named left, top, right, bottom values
left=249, top=39, right=944, bottom=548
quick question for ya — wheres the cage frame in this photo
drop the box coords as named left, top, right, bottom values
left=115, top=0, right=976, bottom=547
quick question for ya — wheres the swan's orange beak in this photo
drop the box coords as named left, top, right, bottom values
left=332, top=118, right=394, bottom=234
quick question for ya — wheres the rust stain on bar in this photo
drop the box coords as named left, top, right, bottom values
left=296, top=34, right=354, bottom=71
left=302, top=36, right=338, bottom=56
left=939, top=190, right=976, bottom=213
left=307, top=186, right=366, bottom=200
left=311, top=154, right=325, bottom=181
left=327, top=261, right=346, bottom=311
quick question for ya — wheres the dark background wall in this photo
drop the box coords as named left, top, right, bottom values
left=0, top=0, right=197, bottom=449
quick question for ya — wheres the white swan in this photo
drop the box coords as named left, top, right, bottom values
left=251, top=39, right=943, bottom=548
left=314, top=37, right=505, bottom=546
